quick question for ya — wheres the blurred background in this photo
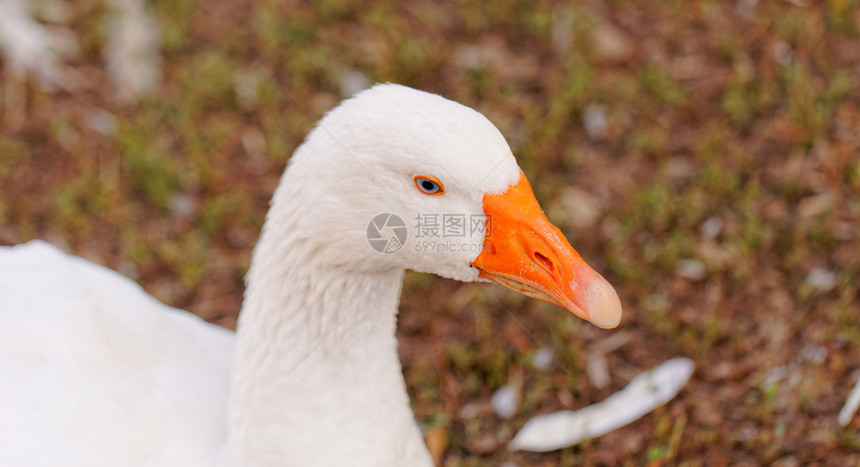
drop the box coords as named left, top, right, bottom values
left=1, top=0, right=859, bottom=464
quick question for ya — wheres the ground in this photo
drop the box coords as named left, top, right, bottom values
left=1, top=0, right=859, bottom=465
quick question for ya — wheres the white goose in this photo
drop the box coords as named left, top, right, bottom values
left=0, top=84, right=622, bottom=466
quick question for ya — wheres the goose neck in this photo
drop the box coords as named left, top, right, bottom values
left=223, top=233, right=431, bottom=466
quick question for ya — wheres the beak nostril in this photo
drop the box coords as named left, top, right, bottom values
left=533, top=252, right=554, bottom=273
left=486, top=242, right=496, bottom=255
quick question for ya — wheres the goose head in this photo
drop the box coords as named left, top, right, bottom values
left=275, top=84, right=621, bottom=328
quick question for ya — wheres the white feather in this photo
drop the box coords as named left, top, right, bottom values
left=0, top=0, right=75, bottom=89
left=0, top=0, right=160, bottom=99
left=104, top=0, right=161, bottom=101
left=839, top=376, right=860, bottom=427
left=509, top=358, right=694, bottom=452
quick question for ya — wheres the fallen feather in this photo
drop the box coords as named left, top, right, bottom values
left=805, top=267, right=838, bottom=292
left=838, top=376, right=860, bottom=427
left=105, top=0, right=161, bottom=102
left=509, top=357, right=694, bottom=452
left=0, top=0, right=76, bottom=90
left=531, top=347, right=554, bottom=370
left=491, top=383, right=519, bottom=419
left=586, top=354, right=611, bottom=390
left=587, top=331, right=634, bottom=390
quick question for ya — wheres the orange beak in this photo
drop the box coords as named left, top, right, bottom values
left=471, top=173, right=622, bottom=329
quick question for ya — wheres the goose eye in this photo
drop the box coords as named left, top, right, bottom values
left=413, top=175, right=444, bottom=196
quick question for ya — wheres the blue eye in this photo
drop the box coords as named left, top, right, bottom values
left=413, top=175, right=444, bottom=196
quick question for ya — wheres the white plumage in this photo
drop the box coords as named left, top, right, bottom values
left=0, top=241, right=232, bottom=466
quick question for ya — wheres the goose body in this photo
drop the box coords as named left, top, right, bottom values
left=0, top=242, right=232, bottom=465
left=0, top=84, right=621, bottom=466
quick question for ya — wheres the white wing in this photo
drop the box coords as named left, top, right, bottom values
left=0, top=241, right=235, bottom=466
